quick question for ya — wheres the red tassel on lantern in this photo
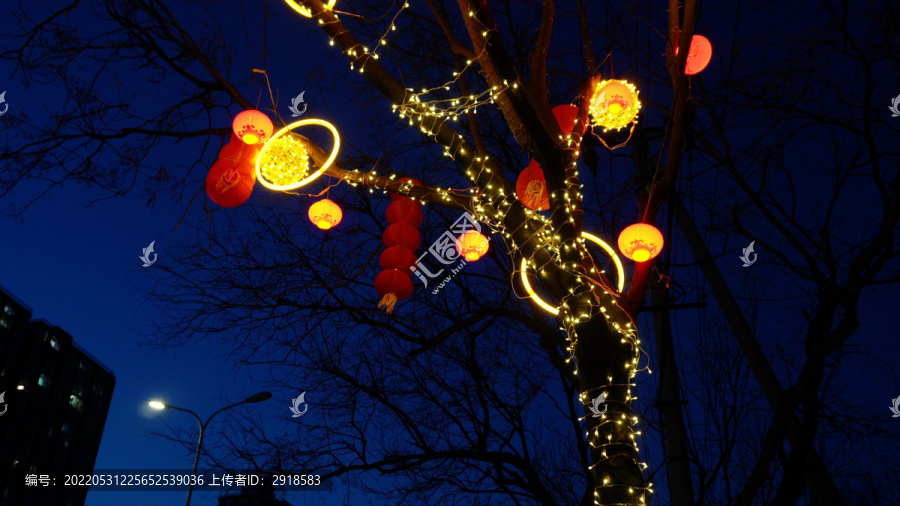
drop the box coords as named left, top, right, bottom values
left=374, top=269, right=414, bottom=314
left=516, top=160, right=550, bottom=211
left=206, top=159, right=255, bottom=208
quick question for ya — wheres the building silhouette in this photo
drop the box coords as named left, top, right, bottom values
left=0, top=285, right=116, bottom=506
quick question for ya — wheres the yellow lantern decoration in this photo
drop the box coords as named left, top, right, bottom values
left=617, top=223, right=664, bottom=262
left=520, top=232, right=625, bottom=316
left=256, top=118, right=340, bottom=192
left=283, top=0, right=336, bottom=18
left=308, top=198, right=342, bottom=230
left=455, top=231, right=490, bottom=261
left=588, top=79, right=641, bottom=132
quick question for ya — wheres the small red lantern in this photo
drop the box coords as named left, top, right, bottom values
left=233, top=110, right=274, bottom=145
left=676, top=34, right=712, bottom=75
left=374, top=269, right=414, bottom=314
left=455, top=231, right=489, bottom=261
left=383, top=222, right=422, bottom=251
left=552, top=104, right=587, bottom=137
left=390, top=177, right=422, bottom=202
left=516, top=160, right=550, bottom=211
left=379, top=246, right=417, bottom=271
left=386, top=199, right=424, bottom=227
left=617, top=223, right=664, bottom=262
left=206, top=159, right=255, bottom=208
left=308, top=198, right=343, bottom=230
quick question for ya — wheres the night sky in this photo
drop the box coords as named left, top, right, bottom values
left=2, top=1, right=900, bottom=505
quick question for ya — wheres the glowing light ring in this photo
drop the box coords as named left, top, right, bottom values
left=520, top=232, right=625, bottom=316
left=284, top=0, right=336, bottom=18
left=256, top=118, right=340, bottom=191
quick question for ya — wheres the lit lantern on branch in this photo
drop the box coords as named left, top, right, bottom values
left=617, top=223, right=664, bottom=262
left=206, top=159, right=256, bottom=208
left=675, top=34, right=712, bottom=75
left=516, top=160, right=550, bottom=211
left=455, top=231, right=489, bottom=261
left=383, top=222, right=422, bottom=251
left=374, top=269, right=414, bottom=314
left=589, top=79, right=641, bottom=132
left=256, top=118, right=340, bottom=192
left=308, top=198, right=342, bottom=230
left=386, top=199, right=424, bottom=228
left=233, top=110, right=274, bottom=145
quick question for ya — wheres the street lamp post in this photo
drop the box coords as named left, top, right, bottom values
left=148, top=391, right=272, bottom=506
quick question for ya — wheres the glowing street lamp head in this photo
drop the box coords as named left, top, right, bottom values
left=148, top=400, right=166, bottom=410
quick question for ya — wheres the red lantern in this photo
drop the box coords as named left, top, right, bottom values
left=308, top=198, right=343, bottom=230
left=374, top=269, right=414, bottom=313
left=675, top=34, right=712, bottom=75
left=386, top=199, right=424, bottom=227
left=516, top=160, right=550, bottom=211
left=390, top=177, right=422, bottom=202
left=552, top=104, right=587, bottom=137
left=617, top=223, right=664, bottom=262
left=233, top=110, right=274, bottom=145
left=383, top=222, right=421, bottom=251
left=455, top=231, right=489, bottom=261
left=206, top=159, right=255, bottom=208
left=379, top=246, right=417, bottom=271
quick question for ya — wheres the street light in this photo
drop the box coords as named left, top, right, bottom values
left=148, top=391, right=272, bottom=506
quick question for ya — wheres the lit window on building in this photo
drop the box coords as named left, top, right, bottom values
left=50, top=337, right=60, bottom=350
left=3, top=304, right=14, bottom=316
left=38, top=374, right=50, bottom=387
left=68, top=395, right=83, bottom=411
left=0, top=317, right=9, bottom=329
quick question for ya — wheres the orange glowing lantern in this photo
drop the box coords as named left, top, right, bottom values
left=206, top=159, right=256, bottom=208
left=516, top=160, right=550, bottom=211
left=676, top=34, right=712, bottom=75
left=233, top=110, right=274, bottom=145
left=617, top=223, right=664, bottom=262
left=455, top=231, right=489, bottom=261
left=589, top=79, right=641, bottom=132
left=308, top=198, right=342, bottom=230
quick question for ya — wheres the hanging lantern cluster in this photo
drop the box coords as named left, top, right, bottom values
left=516, top=105, right=587, bottom=211
left=308, top=198, right=342, bottom=230
left=589, top=79, right=641, bottom=132
left=675, top=34, right=713, bottom=75
left=206, top=132, right=263, bottom=208
left=617, top=223, right=664, bottom=262
left=375, top=178, right=423, bottom=313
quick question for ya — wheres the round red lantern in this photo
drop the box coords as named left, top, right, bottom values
left=390, top=177, right=423, bottom=201
left=379, top=245, right=417, bottom=272
left=383, top=222, right=422, bottom=251
left=617, top=223, right=664, bottom=262
left=233, top=109, right=274, bottom=145
left=386, top=199, right=424, bottom=227
left=206, top=159, right=255, bottom=208
left=676, top=34, right=712, bottom=75
left=516, top=160, right=550, bottom=211
left=455, top=231, right=489, bottom=261
left=374, top=269, right=414, bottom=313
left=308, top=198, right=343, bottom=230
left=552, top=104, right=587, bottom=137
